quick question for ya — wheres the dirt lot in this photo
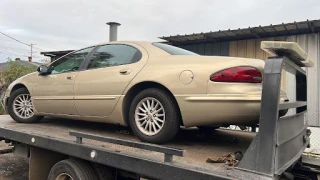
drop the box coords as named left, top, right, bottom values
left=0, top=141, right=28, bottom=180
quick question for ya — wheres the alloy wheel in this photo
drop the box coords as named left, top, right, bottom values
left=12, top=94, right=34, bottom=119
left=135, top=97, right=166, bottom=136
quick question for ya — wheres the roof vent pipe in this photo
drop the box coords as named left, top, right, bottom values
left=106, top=22, right=121, bottom=41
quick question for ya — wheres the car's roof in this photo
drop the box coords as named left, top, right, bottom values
left=52, top=41, right=169, bottom=63
left=92, top=41, right=152, bottom=47
left=82, top=41, right=169, bottom=56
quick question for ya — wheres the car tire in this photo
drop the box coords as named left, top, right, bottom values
left=48, top=159, right=98, bottom=180
left=129, top=88, right=180, bottom=144
left=7, top=88, right=43, bottom=123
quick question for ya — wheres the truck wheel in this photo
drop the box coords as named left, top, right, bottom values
left=48, top=159, right=98, bottom=180
left=7, top=88, right=43, bottom=123
left=129, top=88, right=180, bottom=144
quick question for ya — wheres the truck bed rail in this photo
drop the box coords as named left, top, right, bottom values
left=69, top=131, right=185, bottom=163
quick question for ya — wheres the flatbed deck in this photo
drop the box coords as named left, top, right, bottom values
left=0, top=115, right=255, bottom=179
left=0, top=54, right=317, bottom=179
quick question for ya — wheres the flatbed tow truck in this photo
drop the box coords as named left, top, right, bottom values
left=0, top=42, right=320, bottom=180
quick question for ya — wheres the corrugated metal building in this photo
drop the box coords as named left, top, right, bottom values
left=161, top=19, right=320, bottom=127
left=40, top=50, right=74, bottom=62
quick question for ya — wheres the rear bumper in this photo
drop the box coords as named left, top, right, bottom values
left=175, top=94, right=261, bottom=127
left=175, top=93, right=288, bottom=127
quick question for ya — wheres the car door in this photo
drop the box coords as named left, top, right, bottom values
left=32, top=47, right=94, bottom=115
left=74, top=43, right=148, bottom=116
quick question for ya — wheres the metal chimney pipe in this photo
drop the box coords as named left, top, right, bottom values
left=106, top=22, right=121, bottom=41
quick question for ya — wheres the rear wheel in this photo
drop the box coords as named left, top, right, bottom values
left=48, top=159, right=98, bottom=180
left=7, top=88, right=43, bottom=123
left=129, top=88, right=180, bottom=144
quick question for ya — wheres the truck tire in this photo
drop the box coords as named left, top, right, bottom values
left=7, top=88, right=43, bottom=123
left=48, top=159, right=98, bottom=180
left=129, top=88, right=180, bottom=144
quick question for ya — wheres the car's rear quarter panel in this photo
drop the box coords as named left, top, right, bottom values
left=125, top=55, right=264, bottom=127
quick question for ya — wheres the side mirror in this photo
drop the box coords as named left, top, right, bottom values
left=37, top=65, right=49, bottom=75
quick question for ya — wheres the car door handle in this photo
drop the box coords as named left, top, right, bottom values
left=66, top=75, right=75, bottom=80
left=119, top=69, right=131, bottom=75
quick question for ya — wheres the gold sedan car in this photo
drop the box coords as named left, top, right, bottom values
left=3, top=41, right=287, bottom=143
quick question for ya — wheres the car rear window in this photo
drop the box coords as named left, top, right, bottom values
left=152, top=43, right=199, bottom=55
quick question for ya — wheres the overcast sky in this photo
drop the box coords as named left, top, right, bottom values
left=0, top=0, right=319, bottom=63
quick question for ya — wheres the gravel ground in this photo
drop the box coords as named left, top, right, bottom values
left=0, top=141, right=28, bottom=180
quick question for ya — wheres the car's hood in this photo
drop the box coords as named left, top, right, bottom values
left=5, top=72, right=38, bottom=97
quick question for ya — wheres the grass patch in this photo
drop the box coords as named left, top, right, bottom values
left=0, top=104, right=5, bottom=115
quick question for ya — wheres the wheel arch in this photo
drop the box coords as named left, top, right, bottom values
left=122, top=81, right=183, bottom=127
left=5, top=83, right=29, bottom=109
left=10, top=83, right=29, bottom=95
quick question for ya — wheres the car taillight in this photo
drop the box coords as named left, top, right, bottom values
left=210, top=66, right=262, bottom=83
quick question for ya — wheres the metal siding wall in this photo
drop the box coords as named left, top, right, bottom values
left=189, top=45, right=198, bottom=53
left=255, top=39, right=266, bottom=60
left=212, top=43, right=221, bottom=56
left=228, top=37, right=287, bottom=89
left=197, top=43, right=205, bottom=55
left=229, top=41, right=237, bottom=57
left=237, top=40, right=247, bottom=58
left=179, top=42, right=229, bottom=56
left=204, top=43, right=213, bottom=55
left=229, top=37, right=287, bottom=59
left=286, top=33, right=320, bottom=126
left=229, top=39, right=263, bottom=59
left=246, top=40, right=256, bottom=58
left=220, top=42, right=229, bottom=56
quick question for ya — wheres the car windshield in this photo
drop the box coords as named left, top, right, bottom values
left=152, top=43, right=199, bottom=55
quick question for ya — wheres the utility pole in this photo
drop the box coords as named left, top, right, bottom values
left=30, top=43, right=35, bottom=62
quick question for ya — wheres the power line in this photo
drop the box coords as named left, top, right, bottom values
left=0, top=39, right=25, bottom=44
left=0, top=46, right=29, bottom=52
left=33, top=47, right=45, bottom=51
left=0, top=37, right=16, bottom=42
left=35, top=44, right=60, bottom=50
left=0, top=47, right=39, bottom=56
left=0, top=32, right=53, bottom=60
left=0, top=48, right=28, bottom=56
left=0, top=49, right=29, bottom=57
left=0, top=47, right=29, bottom=55
left=0, top=32, right=30, bottom=47
left=33, top=46, right=47, bottom=51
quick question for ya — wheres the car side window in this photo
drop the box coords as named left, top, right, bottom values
left=87, top=44, right=142, bottom=69
left=49, top=47, right=94, bottom=75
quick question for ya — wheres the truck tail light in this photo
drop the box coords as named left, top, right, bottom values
left=210, top=66, right=262, bottom=83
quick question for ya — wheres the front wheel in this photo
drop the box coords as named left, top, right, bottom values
left=129, top=88, right=180, bottom=144
left=7, top=88, right=43, bottom=123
